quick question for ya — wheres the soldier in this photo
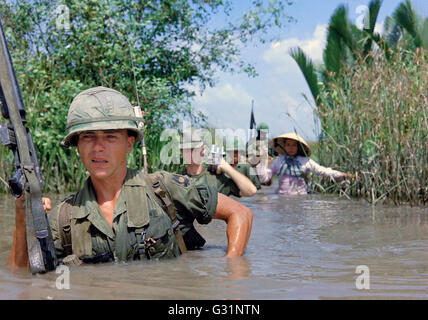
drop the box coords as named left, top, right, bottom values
left=247, top=122, right=274, bottom=186
left=225, top=137, right=261, bottom=191
left=8, top=87, right=253, bottom=269
left=179, top=129, right=257, bottom=198
left=178, top=131, right=257, bottom=249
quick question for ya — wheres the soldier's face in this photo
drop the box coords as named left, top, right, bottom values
left=228, top=150, right=241, bottom=165
left=77, top=129, right=135, bottom=180
left=181, top=145, right=206, bottom=165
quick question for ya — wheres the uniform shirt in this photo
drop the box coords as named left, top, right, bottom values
left=257, top=155, right=346, bottom=195
left=49, top=168, right=218, bottom=262
left=234, top=163, right=261, bottom=190
left=180, top=164, right=241, bottom=198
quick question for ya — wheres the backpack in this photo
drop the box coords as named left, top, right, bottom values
left=57, top=173, right=187, bottom=262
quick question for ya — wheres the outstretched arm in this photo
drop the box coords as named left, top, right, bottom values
left=307, top=159, right=354, bottom=180
left=213, top=193, right=253, bottom=257
left=8, top=196, right=51, bottom=270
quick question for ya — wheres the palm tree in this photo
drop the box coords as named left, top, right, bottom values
left=385, top=0, right=428, bottom=50
left=290, top=0, right=384, bottom=105
left=361, top=0, right=384, bottom=56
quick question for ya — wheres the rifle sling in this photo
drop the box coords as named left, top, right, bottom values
left=143, top=175, right=187, bottom=254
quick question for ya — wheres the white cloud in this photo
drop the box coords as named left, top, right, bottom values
left=189, top=24, right=329, bottom=142
left=263, top=24, right=328, bottom=71
left=374, top=22, right=384, bottom=35
left=192, top=82, right=255, bottom=128
left=191, top=74, right=320, bottom=141
left=197, top=83, right=252, bottom=106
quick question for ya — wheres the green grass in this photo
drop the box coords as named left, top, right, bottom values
left=311, top=47, right=427, bottom=206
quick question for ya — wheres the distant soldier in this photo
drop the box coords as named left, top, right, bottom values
left=179, top=129, right=257, bottom=198
left=225, top=137, right=261, bottom=191
left=247, top=122, right=273, bottom=186
left=9, top=87, right=253, bottom=269
left=176, top=130, right=256, bottom=249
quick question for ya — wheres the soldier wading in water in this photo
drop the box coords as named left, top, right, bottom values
left=8, top=86, right=253, bottom=269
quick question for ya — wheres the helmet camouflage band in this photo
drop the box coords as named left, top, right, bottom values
left=61, top=86, right=143, bottom=147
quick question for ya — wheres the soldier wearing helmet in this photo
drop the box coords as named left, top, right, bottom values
left=175, top=130, right=257, bottom=250
left=179, top=129, right=257, bottom=198
left=247, top=122, right=274, bottom=186
left=9, top=87, right=253, bottom=268
left=225, top=137, right=261, bottom=191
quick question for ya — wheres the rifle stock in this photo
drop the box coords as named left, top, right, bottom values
left=0, top=19, right=57, bottom=273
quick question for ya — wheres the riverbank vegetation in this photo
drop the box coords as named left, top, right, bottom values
left=0, top=1, right=426, bottom=206
left=310, top=47, right=427, bottom=206
left=291, top=0, right=427, bottom=206
left=0, top=0, right=294, bottom=193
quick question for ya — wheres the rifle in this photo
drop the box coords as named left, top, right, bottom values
left=0, top=19, right=57, bottom=273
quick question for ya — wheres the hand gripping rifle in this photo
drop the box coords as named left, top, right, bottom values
left=0, top=20, right=57, bottom=273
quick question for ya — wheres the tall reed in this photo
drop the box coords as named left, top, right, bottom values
left=312, top=47, right=427, bottom=206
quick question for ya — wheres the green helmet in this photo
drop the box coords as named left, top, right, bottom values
left=61, top=86, right=143, bottom=147
left=257, top=122, right=269, bottom=131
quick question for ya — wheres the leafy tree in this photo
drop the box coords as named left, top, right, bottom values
left=0, top=0, right=295, bottom=192
left=287, top=0, right=427, bottom=205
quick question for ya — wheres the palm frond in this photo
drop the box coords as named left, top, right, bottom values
left=393, top=0, right=422, bottom=47
left=422, top=17, right=428, bottom=50
left=289, top=46, right=320, bottom=104
left=366, top=0, right=383, bottom=34
left=384, top=15, right=402, bottom=47
left=323, top=27, right=346, bottom=75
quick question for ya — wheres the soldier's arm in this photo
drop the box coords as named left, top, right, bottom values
left=217, top=159, right=257, bottom=197
left=8, top=196, right=52, bottom=270
left=157, top=172, right=252, bottom=256
left=213, top=193, right=253, bottom=257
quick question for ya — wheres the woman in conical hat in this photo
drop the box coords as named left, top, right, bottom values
left=256, top=132, right=354, bottom=195
left=271, top=132, right=312, bottom=157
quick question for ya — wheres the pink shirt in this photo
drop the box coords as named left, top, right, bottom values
left=256, top=155, right=346, bottom=195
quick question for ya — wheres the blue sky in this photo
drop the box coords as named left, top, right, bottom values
left=189, top=0, right=426, bottom=142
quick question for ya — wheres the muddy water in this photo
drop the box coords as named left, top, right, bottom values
left=0, top=185, right=427, bottom=300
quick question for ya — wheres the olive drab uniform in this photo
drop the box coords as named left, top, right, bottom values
left=177, top=165, right=240, bottom=250
left=49, top=169, right=217, bottom=264
left=54, top=86, right=219, bottom=264
left=234, top=163, right=261, bottom=190
left=180, top=165, right=241, bottom=198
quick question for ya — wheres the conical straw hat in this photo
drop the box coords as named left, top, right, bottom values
left=270, top=132, right=311, bottom=156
